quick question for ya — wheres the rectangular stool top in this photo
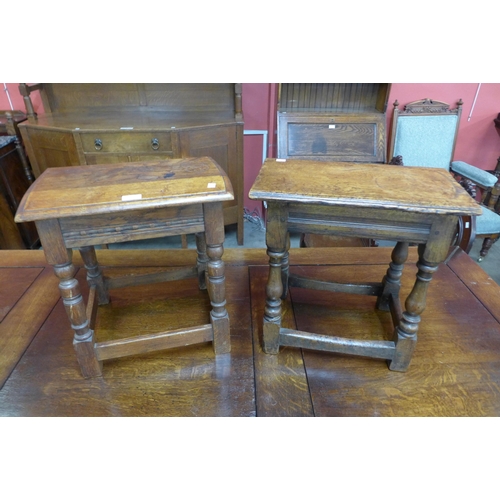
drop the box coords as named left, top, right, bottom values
left=16, top=157, right=234, bottom=222
left=249, top=159, right=482, bottom=216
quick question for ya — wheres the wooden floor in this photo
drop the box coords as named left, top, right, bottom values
left=1, top=245, right=500, bottom=417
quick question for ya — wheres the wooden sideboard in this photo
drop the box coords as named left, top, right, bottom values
left=17, top=83, right=245, bottom=244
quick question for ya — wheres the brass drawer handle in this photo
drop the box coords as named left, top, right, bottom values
left=94, top=139, right=103, bottom=151
left=151, top=138, right=159, bottom=150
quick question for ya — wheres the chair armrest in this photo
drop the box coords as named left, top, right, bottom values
left=451, top=161, right=498, bottom=188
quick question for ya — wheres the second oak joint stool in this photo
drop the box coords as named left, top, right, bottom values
left=249, top=158, right=481, bottom=372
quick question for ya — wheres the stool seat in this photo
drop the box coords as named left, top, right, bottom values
left=16, top=157, right=234, bottom=378
left=250, top=159, right=482, bottom=214
left=16, top=157, right=234, bottom=221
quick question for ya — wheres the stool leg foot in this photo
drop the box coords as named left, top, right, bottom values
left=388, top=317, right=418, bottom=372
left=74, top=338, right=103, bottom=378
left=211, top=312, right=230, bottom=354
left=263, top=320, right=281, bottom=354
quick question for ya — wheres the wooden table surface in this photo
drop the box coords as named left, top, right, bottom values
left=249, top=158, right=482, bottom=214
left=15, top=157, right=234, bottom=222
left=1, top=246, right=500, bottom=417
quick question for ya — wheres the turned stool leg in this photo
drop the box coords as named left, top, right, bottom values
left=54, top=255, right=103, bottom=378
left=79, top=246, right=109, bottom=305
left=263, top=202, right=289, bottom=354
left=389, top=244, right=438, bottom=372
left=263, top=248, right=286, bottom=354
left=377, top=241, right=409, bottom=311
left=195, top=232, right=208, bottom=290
left=206, top=243, right=230, bottom=353
left=36, top=220, right=102, bottom=378
left=203, top=202, right=230, bottom=354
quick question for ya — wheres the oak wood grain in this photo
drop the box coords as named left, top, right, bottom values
left=250, top=265, right=314, bottom=417
left=447, top=248, right=500, bottom=324
left=0, top=267, right=42, bottom=322
left=0, top=265, right=255, bottom=416
left=15, top=157, right=234, bottom=222
left=292, top=264, right=500, bottom=416
left=1, top=248, right=499, bottom=416
left=14, top=158, right=235, bottom=378
left=249, top=159, right=482, bottom=215
left=0, top=266, right=60, bottom=388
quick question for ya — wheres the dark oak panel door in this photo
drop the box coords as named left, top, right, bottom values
left=177, top=124, right=244, bottom=244
left=20, top=128, right=81, bottom=177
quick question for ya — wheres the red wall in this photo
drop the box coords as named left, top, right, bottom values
left=241, top=83, right=278, bottom=214
left=1, top=83, right=43, bottom=114
left=3, top=83, right=499, bottom=216
left=388, top=83, right=500, bottom=170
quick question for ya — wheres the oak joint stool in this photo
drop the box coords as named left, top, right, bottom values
left=15, top=157, right=233, bottom=378
left=249, top=159, right=481, bottom=372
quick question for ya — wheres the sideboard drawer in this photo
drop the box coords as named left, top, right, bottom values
left=80, top=132, right=172, bottom=154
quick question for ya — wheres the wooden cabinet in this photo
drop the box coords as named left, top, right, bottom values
left=0, top=111, right=38, bottom=249
left=277, top=83, right=390, bottom=163
left=18, top=83, right=244, bottom=244
left=0, top=136, right=38, bottom=249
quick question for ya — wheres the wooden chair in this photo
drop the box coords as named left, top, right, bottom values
left=389, top=98, right=500, bottom=261
left=0, top=110, right=34, bottom=183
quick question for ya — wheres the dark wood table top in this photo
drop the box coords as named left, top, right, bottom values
left=15, top=157, right=234, bottom=222
left=249, top=158, right=482, bottom=215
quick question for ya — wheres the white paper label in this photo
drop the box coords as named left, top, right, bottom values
left=276, top=159, right=286, bottom=162
left=120, top=127, right=134, bottom=130
left=329, top=125, right=336, bottom=129
left=122, top=194, right=142, bottom=201
left=207, top=182, right=217, bottom=188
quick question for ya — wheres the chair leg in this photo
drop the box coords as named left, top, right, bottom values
left=478, top=236, right=498, bottom=261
